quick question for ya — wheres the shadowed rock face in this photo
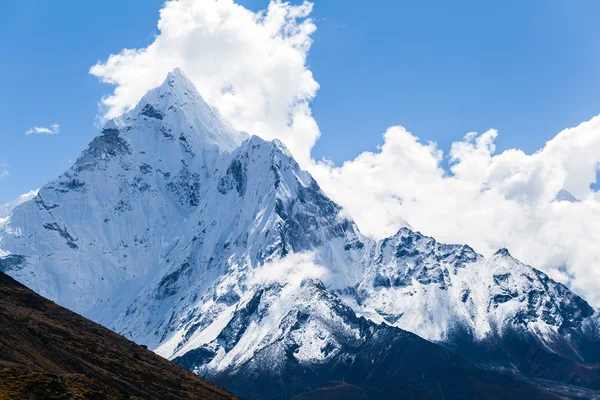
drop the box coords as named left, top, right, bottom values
left=81, top=128, right=132, bottom=165
left=0, top=254, right=26, bottom=273
left=0, top=271, right=238, bottom=400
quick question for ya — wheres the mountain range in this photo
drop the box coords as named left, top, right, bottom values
left=1, top=69, right=598, bottom=399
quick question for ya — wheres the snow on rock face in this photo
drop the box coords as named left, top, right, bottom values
left=0, top=69, right=365, bottom=351
left=171, top=277, right=389, bottom=382
left=1, top=69, right=598, bottom=393
left=108, top=135, right=365, bottom=349
left=350, top=227, right=596, bottom=345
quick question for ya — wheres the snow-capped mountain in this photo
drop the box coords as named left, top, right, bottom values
left=555, top=188, right=580, bottom=203
left=352, top=227, right=594, bottom=344
left=349, top=228, right=600, bottom=393
left=0, top=67, right=368, bottom=358
left=1, top=69, right=598, bottom=398
left=0, top=189, right=38, bottom=219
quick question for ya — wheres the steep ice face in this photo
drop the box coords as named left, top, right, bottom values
left=76, top=67, right=247, bottom=181
left=0, top=69, right=365, bottom=351
left=109, top=135, right=367, bottom=349
left=0, top=69, right=250, bottom=323
left=112, top=67, right=246, bottom=154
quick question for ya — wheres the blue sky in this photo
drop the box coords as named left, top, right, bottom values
left=2, top=0, right=600, bottom=203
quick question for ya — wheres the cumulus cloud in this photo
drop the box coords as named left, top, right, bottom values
left=312, top=119, right=600, bottom=305
left=249, top=251, right=329, bottom=287
left=90, top=0, right=600, bottom=305
left=90, top=0, right=319, bottom=164
left=25, top=123, right=60, bottom=135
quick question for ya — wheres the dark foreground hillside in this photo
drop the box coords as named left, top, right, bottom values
left=0, top=271, right=238, bottom=400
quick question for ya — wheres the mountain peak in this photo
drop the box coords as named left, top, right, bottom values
left=103, top=68, right=247, bottom=154
left=162, top=67, right=201, bottom=100
left=132, top=68, right=208, bottom=116
left=554, top=189, right=580, bottom=203
left=494, top=247, right=512, bottom=257
left=167, top=66, right=188, bottom=80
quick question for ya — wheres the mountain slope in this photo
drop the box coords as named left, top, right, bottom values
left=1, top=69, right=599, bottom=398
left=0, top=189, right=38, bottom=219
left=0, top=68, right=249, bottom=328
left=0, top=270, right=238, bottom=400
left=348, top=228, right=600, bottom=394
left=173, top=279, right=563, bottom=400
left=0, top=69, right=366, bottom=356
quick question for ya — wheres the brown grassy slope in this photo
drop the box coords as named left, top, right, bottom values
left=0, top=271, right=239, bottom=400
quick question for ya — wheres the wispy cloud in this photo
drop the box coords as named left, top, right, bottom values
left=249, top=251, right=329, bottom=287
left=25, top=123, right=59, bottom=135
left=0, top=162, right=8, bottom=179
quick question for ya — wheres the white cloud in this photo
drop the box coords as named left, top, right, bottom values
left=250, top=251, right=329, bottom=287
left=0, top=162, right=8, bottom=179
left=90, top=0, right=319, bottom=164
left=311, top=119, right=600, bottom=305
left=25, top=123, right=60, bottom=135
left=90, top=0, right=600, bottom=306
